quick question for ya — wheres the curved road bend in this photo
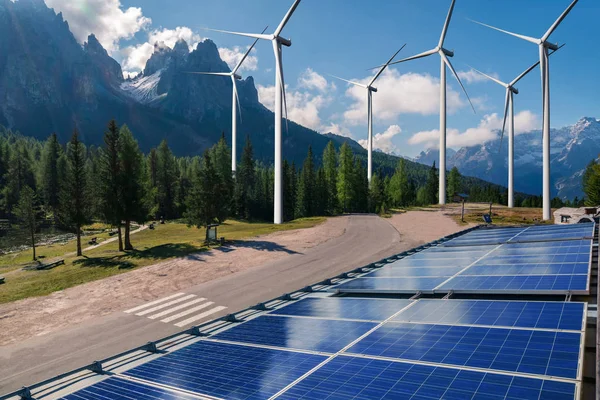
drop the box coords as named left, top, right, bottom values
left=0, top=214, right=409, bottom=393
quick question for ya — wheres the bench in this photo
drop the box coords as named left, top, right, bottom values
left=22, top=259, right=65, bottom=271
left=0, top=276, right=4, bottom=284
left=88, top=237, right=98, bottom=245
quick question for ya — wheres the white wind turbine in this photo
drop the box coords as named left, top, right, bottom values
left=372, top=0, right=475, bottom=205
left=470, top=0, right=578, bottom=220
left=469, top=46, right=563, bottom=209
left=330, top=44, right=406, bottom=184
left=187, top=27, right=267, bottom=174
left=207, top=0, right=301, bottom=224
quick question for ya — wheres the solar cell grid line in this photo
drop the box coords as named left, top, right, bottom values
left=345, top=322, right=582, bottom=379
left=267, top=297, right=413, bottom=321
left=274, top=355, right=577, bottom=400
left=210, top=315, right=377, bottom=353
left=121, top=340, right=327, bottom=400
left=59, top=376, right=202, bottom=400
left=392, top=300, right=585, bottom=331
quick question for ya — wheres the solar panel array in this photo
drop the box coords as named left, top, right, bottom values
left=334, top=223, right=594, bottom=295
left=46, top=223, right=593, bottom=400
left=60, top=297, right=585, bottom=400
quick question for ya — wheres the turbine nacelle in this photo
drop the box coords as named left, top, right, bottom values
left=441, top=47, right=454, bottom=57
left=545, top=42, right=559, bottom=51
left=277, top=37, right=292, bottom=47
left=369, top=86, right=378, bottom=93
left=510, top=86, right=519, bottom=95
left=234, top=73, right=242, bottom=80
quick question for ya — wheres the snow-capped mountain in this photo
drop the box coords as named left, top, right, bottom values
left=414, top=117, right=600, bottom=199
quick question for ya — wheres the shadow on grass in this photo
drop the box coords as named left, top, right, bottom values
left=74, top=256, right=134, bottom=269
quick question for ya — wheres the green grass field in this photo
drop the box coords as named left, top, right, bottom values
left=0, top=218, right=324, bottom=304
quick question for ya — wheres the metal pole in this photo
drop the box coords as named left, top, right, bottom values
left=508, top=92, right=514, bottom=208
left=273, top=41, right=283, bottom=224
left=367, top=89, right=373, bottom=185
left=439, top=56, right=447, bottom=205
left=231, top=82, right=237, bottom=174
left=540, top=45, right=551, bottom=220
left=461, top=200, right=465, bottom=223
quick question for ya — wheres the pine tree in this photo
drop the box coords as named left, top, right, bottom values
left=447, top=166, right=461, bottom=200
left=40, top=133, right=63, bottom=220
left=322, top=141, right=338, bottom=214
left=4, top=143, right=36, bottom=214
left=388, top=158, right=409, bottom=207
left=296, top=146, right=315, bottom=218
left=211, top=134, right=234, bottom=218
left=369, top=173, right=385, bottom=214
left=147, top=148, right=159, bottom=217
left=352, top=158, right=368, bottom=212
left=315, top=167, right=328, bottom=216
left=583, top=160, right=600, bottom=206
left=425, top=161, right=439, bottom=205
left=282, top=160, right=296, bottom=221
left=156, top=140, right=178, bottom=219
left=14, top=185, right=38, bottom=260
left=337, top=143, right=354, bottom=212
left=118, top=126, right=148, bottom=250
left=99, top=119, right=124, bottom=251
left=235, top=137, right=255, bottom=219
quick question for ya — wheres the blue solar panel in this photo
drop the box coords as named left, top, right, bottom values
left=479, top=253, right=590, bottom=264
left=438, top=274, right=588, bottom=292
left=212, top=315, right=375, bottom=353
left=499, top=239, right=591, bottom=252
left=387, top=258, right=475, bottom=267
left=334, top=277, right=448, bottom=293
left=60, top=377, right=197, bottom=400
left=347, top=323, right=581, bottom=379
left=369, top=265, right=464, bottom=277
left=123, top=341, right=326, bottom=399
left=393, top=300, right=585, bottom=331
left=270, top=298, right=412, bottom=321
left=277, top=356, right=577, bottom=400
left=463, top=263, right=589, bottom=275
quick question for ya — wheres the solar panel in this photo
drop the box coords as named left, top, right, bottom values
left=123, top=340, right=326, bottom=400
left=269, top=297, right=412, bottom=321
left=438, top=274, right=588, bottom=293
left=347, top=322, right=581, bottom=379
left=212, top=315, right=376, bottom=353
left=277, top=356, right=577, bottom=400
left=393, top=300, right=585, bottom=331
left=59, top=377, right=197, bottom=400
left=368, top=265, right=465, bottom=277
left=462, top=263, right=589, bottom=275
left=333, top=277, right=448, bottom=293
left=386, top=258, right=476, bottom=267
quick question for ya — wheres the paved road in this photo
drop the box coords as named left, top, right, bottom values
left=0, top=215, right=407, bottom=393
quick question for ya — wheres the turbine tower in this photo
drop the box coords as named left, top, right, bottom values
left=208, top=0, right=301, bottom=224
left=470, top=0, right=578, bottom=220
left=187, top=28, right=267, bottom=174
left=372, top=0, right=474, bottom=205
left=330, top=44, right=406, bottom=184
left=470, top=46, right=562, bottom=209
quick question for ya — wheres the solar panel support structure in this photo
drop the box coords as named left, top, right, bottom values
left=16, top=387, right=32, bottom=400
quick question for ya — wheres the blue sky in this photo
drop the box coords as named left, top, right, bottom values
left=46, top=0, right=599, bottom=157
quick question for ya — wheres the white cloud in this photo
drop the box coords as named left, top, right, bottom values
left=45, top=0, right=151, bottom=53
left=358, top=125, right=402, bottom=154
left=457, top=69, right=500, bottom=84
left=408, top=111, right=539, bottom=149
left=218, top=46, right=258, bottom=72
left=322, top=122, right=352, bottom=137
left=342, top=69, right=464, bottom=125
left=121, top=42, right=154, bottom=72
left=257, top=69, right=336, bottom=131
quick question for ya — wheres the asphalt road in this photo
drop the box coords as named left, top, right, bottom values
left=0, top=214, right=407, bottom=394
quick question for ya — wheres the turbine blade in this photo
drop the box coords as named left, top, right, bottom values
left=205, top=27, right=272, bottom=41
left=329, top=74, right=367, bottom=88
left=368, top=43, right=406, bottom=86
left=467, top=65, right=507, bottom=87
left=468, top=19, right=539, bottom=45
left=439, top=0, right=457, bottom=47
left=542, top=0, right=578, bottom=42
left=232, top=26, right=269, bottom=74
left=185, top=72, right=231, bottom=76
left=499, top=89, right=510, bottom=149
left=441, top=52, right=476, bottom=113
left=232, top=77, right=242, bottom=123
left=509, top=44, right=565, bottom=87
left=274, top=0, right=302, bottom=37
left=369, top=48, right=437, bottom=70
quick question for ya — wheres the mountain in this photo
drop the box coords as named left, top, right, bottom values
left=414, top=117, right=600, bottom=200
left=0, top=0, right=515, bottom=196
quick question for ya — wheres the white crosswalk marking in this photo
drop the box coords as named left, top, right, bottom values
left=147, top=298, right=206, bottom=320
left=135, top=294, right=197, bottom=316
left=174, top=306, right=227, bottom=327
left=124, top=293, right=186, bottom=313
left=160, top=301, right=215, bottom=323
left=123, top=292, right=227, bottom=328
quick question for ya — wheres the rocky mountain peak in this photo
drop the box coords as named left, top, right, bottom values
left=173, top=38, right=189, bottom=56
left=84, top=33, right=123, bottom=84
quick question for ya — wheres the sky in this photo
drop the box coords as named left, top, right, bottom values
left=42, top=0, right=599, bottom=158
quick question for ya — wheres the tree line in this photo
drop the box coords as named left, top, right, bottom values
left=1, top=121, right=569, bottom=259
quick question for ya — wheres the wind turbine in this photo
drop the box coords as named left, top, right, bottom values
left=371, top=0, right=475, bottom=205
left=187, top=27, right=267, bottom=174
left=470, top=0, right=578, bottom=220
left=207, top=0, right=301, bottom=225
left=330, top=44, right=406, bottom=184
